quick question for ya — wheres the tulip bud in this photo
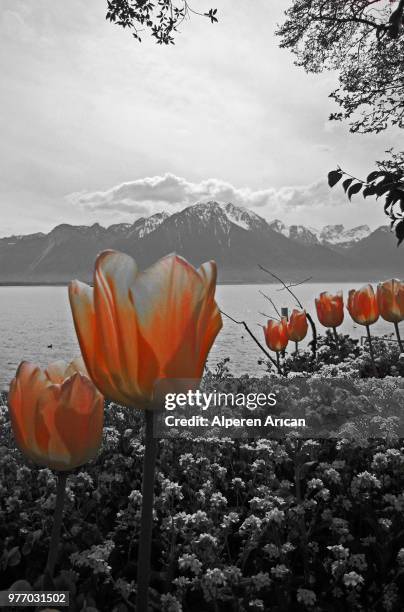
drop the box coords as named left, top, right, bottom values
left=287, top=309, right=308, bottom=342
left=69, top=251, right=222, bottom=408
left=9, top=359, right=104, bottom=471
left=347, top=285, right=379, bottom=326
left=264, top=318, right=289, bottom=352
left=377, top=279, right=404, bottom=324
left=315, top=291, right=344, bottom=328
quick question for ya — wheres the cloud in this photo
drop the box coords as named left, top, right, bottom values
left=265, top=180, right=346, bottom=209
left=68, top=173, right=347, bottom=218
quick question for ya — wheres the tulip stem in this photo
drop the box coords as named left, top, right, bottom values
left=306, top=313, right=317, bottom=360
left=332, top=327, right=339, bottom=351
left=45, top=471, right=67, bottom=582
left=295, top=341, right=299, bottom=355
left=394, top=322, right=404, bottom=352
left=136, top=410, right=158, bottom=612
left=366, top=325, right=377, bottom=376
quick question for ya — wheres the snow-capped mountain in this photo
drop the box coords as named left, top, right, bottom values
left=319, top=224, right=371, bottom=246
left=220, top=202, right=268, bottom=232
left=269, top=220, right=323, bottom=245
left=0, top=201, right=399, bottom=283
left=126, top=211, right=169, bottom=239
left=269, top=219, right=371, bottom=248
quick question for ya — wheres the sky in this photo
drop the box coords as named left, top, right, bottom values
left=0, top=0, right=401, bottom=237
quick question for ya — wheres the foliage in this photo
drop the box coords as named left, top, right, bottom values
left=276, top=0, right=404, bottom=242
left=105, top=0, right=217, bottom=44
left=276, top=0, right=404, bottom=134
left=278, top=330, right=404, bottom=378
left=2, top=373, right=404, bottom=610
left=328, top=151, right=404, bottom=245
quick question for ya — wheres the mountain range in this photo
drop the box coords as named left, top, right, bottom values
left=0, top=201, right=402, bottom=284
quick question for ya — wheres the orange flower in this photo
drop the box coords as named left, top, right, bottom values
left=8, top=359, right=104, bottom=471
left=377, top=279, right=404, bottom=324
left=315, top=291, right=344, bottom=328
left=347, top=284, right=379, bottom=326
left=287, top=309, right=308, bottom=342
left=69, top=251, right=222, bottom=408
left=264, top=318, right=289, bottom=352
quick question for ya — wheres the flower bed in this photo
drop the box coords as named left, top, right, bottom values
left=2, top=367, right=404, bottom=611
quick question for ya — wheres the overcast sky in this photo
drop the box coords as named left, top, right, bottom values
left=0, top=0, right=401, bottom=236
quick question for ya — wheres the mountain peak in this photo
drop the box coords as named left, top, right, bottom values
left=0, top=205, right=398, bottom=284
left=183, top=200, right=268, bottom=232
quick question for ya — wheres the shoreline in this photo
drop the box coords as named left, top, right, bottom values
left=0, top=278, right=392, bottom=287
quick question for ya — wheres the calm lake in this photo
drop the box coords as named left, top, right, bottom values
left=0, top=284, right=401, bottom=390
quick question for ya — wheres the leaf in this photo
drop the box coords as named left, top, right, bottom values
left=347, top=182, right=363, bottom=200
left=342, top=178, right=354, bottom=192
left=363, top=184, right=378, bottom=198
left=395, top=220, right=404, bottom=246
left=328, top=170, right=343, bottom=188
left=375, top=182, right=394, bottom=199
left=366, top=170, right=383, bottom=183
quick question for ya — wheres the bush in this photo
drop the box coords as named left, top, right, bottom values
left=277, top=331, right=404, bottom=379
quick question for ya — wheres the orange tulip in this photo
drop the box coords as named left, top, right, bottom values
left=347, top=285, right=379, bottom=326
left=264, top=318, right=289, bottom=352
left=8, top=358, right=104, bottom=471
left=287, top=309, right=308, bottom=342
left=69, top=251, right=222, bottom=408
left=315, top=291, right=344, bottom=328
left=377, top=279, right=404, bottom=324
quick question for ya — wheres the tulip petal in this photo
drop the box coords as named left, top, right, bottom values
left=8, top=362, right=50, bottom=464
left=132, top=254, right=206, bottom=379
left=93, top=250, right=159, bottom=405
left=64, top=356, right=89, bottom=378
left=35, top=384, right=72, bottom=470
left=69, top=281, right=98, bottom=380
left=54, top=374, right=104, bottom=468
left=45, top=360, right=69, bottom=384
left=196, top=262, right=223, bottom=373
left=70, top=277, right=127, bottom=404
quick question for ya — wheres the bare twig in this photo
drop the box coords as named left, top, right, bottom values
left=258, top=265, right=318, bottom=359
left=220, top=310, right=283, bottom=375
left=259, top=290, right=282, bottom=318
left=258, top=312, right=277, bottom=321
left=258, top=265, right=303, bottom=308
left=276, top=277, right=313, bottom=291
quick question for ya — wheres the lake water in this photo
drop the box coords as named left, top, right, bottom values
left=0, top=284, right=401, bottom=390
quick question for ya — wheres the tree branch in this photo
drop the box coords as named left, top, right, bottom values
left=220, top=310, right=284, bottom=375
left=258, top=266, right=317, bottom=359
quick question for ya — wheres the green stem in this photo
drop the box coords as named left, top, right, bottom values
left=45, top=472, right=67, bottom=581
left=136, top=410, right=158, bottom=612
left=366, top=324, right=377, bottom=376
left=394, top=321, right=404, bottom=352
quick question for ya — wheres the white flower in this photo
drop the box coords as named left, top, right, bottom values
left=343, top=571, right=364, bottom=588
left=296, top=588, right=317, bottom=606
